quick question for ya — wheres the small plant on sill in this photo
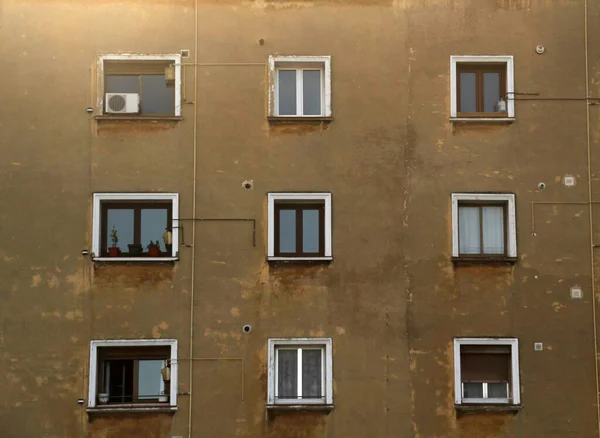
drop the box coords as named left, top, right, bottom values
left=109, top=227, right=119, bottom=257
left=147, top=240, right=161, bottom=257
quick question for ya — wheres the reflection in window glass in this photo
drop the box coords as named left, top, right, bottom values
left=483, top=72, right=501, bottom=112
left=278, top=70, right=297, bottom=115
left=279, top=210, right=296, bottom=253
left=303, top=70, right=321, bottom=115
left=459, top=72, right=477, bottom=112
left=141, top=209, right=168, bottom=251
left=138, top=360, right=164, bottom=400
left=302, top=210, right=320, bottom=253
left=107, top=209, right=134, bottom=252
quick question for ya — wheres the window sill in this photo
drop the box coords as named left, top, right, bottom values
left=87, top=404, right=178, bottom=415
left=267, top=116, right=334, bottom=124
left=93, top=257, right=178, bottom=263
left=94, top=115, right=183, bottom=122
left=267, top=257, right=333, bottom=264
left=455, top=404, right=522, bottom=414
left=450, top=117, right=515, bottom=124
left=266, top=404, right=334, bottom=412
left=452, top=256, right=517, bottom=266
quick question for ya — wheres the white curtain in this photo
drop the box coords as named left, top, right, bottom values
left=459, top=207, right=481, bottom=254
left=482, top=207, right=504, bottom=254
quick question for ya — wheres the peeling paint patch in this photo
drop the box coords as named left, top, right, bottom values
left=31, top=274, right=42, bottom=287
left=552, top=302, right=567, bottom=312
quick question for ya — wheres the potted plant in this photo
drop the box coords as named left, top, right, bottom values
left=108, top=227, right=119, bottom=257
left=127, top=243, right=143, bottom=256
left=147, top=240, right=161, bottom=257
left=98, top=392, right=110, bottom=404
left=158, top=391, right=169, bottom=403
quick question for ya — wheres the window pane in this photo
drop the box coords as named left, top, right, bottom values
left=459, top=72, right=477, bottom=112
left=278, top=70, right=297, bottom=115
left=279, top=210, right=296, bottom=253
left=138, top=360, right=163, bottom=400
left=488, top=382, right=509, bottom=398
left=458, top=206, right=481, bottom=254
left=141, top=208, right=168, bottom=252
left=302, top=209, right=320, bottom=253
left=482, top=206, right=505, bottom=254
left=277, top=349, right=298, bottom=398
left=463, top=382, right=484, bottom=399
left=483, top=72, right=501, bottom=112
left=107, top=360, right=134, bottom=403
left=303, top=70, right=321, bottom=115
left=105, top=75, right=140, bottom=94
left=107, top=209, right=134, bottom=252
left=302, top=349, right=322, bottom=399
left=141, top=75, right=174, bottom=115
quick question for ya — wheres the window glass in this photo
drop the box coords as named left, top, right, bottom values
left=277, top=350, right=297, bottom=399
left=302, top=210, right=320, bottom=253
left=107, top=360, right=134, bottom=403
left=279, top=210, right=296, bottom=253
left=459, top=72, right=477, bottom=112
left=463, top=382, right=483, bottom=398
left=458, top=206, right=480, bottom=254
left=488, top=382, right=509, bottom=398
left=483, top=72, right=501, bottom=112
left=105, top=75, right=140, bottom=94
left=303, top=70, right=321, bottom=115
left=141, top=209, right=168, bottom=252
left=482, top=206, right=504, bottom=254
left=107, top=209, right=134, bottom=252
left=278, top=70, right=297, bottom=115
left=138, top=360, right=163, bottom=400
left=141, top=75, right=174, bottom=115
left=302, top=349, right=322, bottom=399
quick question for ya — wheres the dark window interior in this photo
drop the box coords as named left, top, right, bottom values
left=101, top=200, right=172, bottom=257
left=457, top=63, right=506, bottom=115
left=274, top=202, right=324, bottom=257
left=104, top=60, right=175, bottom=115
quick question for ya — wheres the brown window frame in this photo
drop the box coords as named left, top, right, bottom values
left=456, top=63, right=507, bottom=117
left=274, top=203, right=325, bottom=258
left=100, top=201, right=173, bottom=257
left=96, top=346, right=170, bottom=405
left=457, top=201, right=508, bottom=258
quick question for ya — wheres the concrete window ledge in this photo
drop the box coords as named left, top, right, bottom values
left=266, top=404, right=334, bottom=412
left=449, top=117, right=515, bottom=124
left=267, top=116, right=334, bottom=124
left=94, top=115, right=183, bottom=122
left=87, top=405, right=178, bottom=415
left=455, top=404, right=522, bottom=415
left=452, top=256, right=518, bottom=266
left=92, top=257, right=179, bottom=263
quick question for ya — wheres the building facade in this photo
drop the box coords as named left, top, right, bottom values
left=1, top=0, right=600, bottom=437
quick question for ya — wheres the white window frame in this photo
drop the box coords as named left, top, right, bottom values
left=450, top=55, right=514, bottom=120
left=267, top=338, right=333, bottom=406
left=87, top=339, right=178, bottom=409
left=451, top=193, right=517, bottom=258
left=97, top=53, right=182, bottom=116
left=267, top=192, right=332, bottom=261
left=454, top=338, right=520, bottom=405
left=268, top=56, right=332, bottom=118
left=92, top=193, right=179, bottom=262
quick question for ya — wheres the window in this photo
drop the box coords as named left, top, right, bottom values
left=98, top=54, right=181, bottom=116
left=268, top=56, right=332, bottom=118
left=450, top=56, right=514, bottom=119
left=87, top=339, right=178, bottom=411
left=267, top=338, right=333, bottom=407
left=451, top=193, right=517, bottom=259
left=267, top=193, right=332, bottom=261
left=454, top=338, right=520, bottom=406
left=92, top=193, right=179, bottom=261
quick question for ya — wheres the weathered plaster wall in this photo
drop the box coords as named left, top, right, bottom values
left=0, top=0, right=598, bottom=437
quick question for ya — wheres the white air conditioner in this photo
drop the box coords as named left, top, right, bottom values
left=105, top=93, right=140, bottom=114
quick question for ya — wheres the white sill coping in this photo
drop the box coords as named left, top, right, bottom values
left=266, top=404, right=334, bottom=411
left=449, top=117, right=515, bottom=123
left=87, top=404, right=178, bottom=414
left=267, top=257, right=333, bottom=262
left=93, top=257, right=178, bottom=262
left=461, top=398, right=510, bottom=404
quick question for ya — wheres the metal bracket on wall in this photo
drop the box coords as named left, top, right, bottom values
left=173, top=218, right=256, bottom=247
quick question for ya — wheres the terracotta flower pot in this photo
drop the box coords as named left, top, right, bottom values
left=148, top=246, right=160, bottom=257
left=108, top=247, right=119, bottom=257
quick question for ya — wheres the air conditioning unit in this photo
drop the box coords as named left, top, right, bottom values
left=105, top=93, right=139, bottom=114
